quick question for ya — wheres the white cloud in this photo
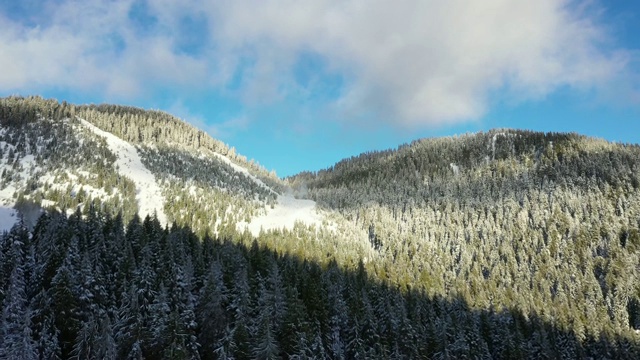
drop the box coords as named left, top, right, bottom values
left=0, top=0, right=207, bottom=99
left=0, top=0, right=634, bottom=126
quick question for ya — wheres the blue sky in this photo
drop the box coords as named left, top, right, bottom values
left=1, top=0, right=639, bottom=177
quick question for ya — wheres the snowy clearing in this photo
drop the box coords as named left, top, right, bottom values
left=237, top=194, right=323, bottom=236
left=80, top=119, right=168, bottom=226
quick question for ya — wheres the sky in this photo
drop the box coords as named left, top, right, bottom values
left=1, top=0, right=639, bottom=177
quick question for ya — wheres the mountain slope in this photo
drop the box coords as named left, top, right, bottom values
left=80, top=118, right=168, bottom=226
left=290, top=128, right=640, bottom=344
left=0, top=96, right=326, bottom=237
left=291, top=129, right=640, bottom=209
left=0, top=103, right=139, bottom=230
left=237, top=193, right=325, bottom=236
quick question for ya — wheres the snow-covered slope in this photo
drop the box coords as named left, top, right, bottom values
left=213, top=150, right=325, bottom=235
left=0, top=141, right=39, bottom=231
left=0, top=98, right=330, bottom=237
left=237, top=194, right=323, bottom=236
left=80, top=119, right=168, bottom=226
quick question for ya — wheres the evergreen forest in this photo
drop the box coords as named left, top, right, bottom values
left=2, top=209, right=638, bottom=359
left=0, top=96, right=639, bottom=358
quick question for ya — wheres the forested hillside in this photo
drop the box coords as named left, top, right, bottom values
left=73, top=103, right=285, bottom=195
left=0, top=96, right=286, bottom=237
left=0, top=97, right=139, bottom=222
left=1, top=96, right=639, bottom=358
left=290, top=129, right=640, bottom=355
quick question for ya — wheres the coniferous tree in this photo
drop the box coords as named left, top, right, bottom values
left=0, top=224, right=38, bottom=360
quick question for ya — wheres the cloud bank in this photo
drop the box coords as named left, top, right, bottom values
left=0, top=0, right=633, bottom=126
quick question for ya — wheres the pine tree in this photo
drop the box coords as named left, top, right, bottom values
left=213, top=325, right=236, bottom=360
left=48, top=239, right=81, bottom=358
left=148, top=282, right=171, bottom=357
left=93, top=314, right=118, bottom=360
left=253, top=279, right=280, bottom=359
left=252, top=315, right=280, bottom=360
left=114, top=284, right=147, bottom=358
left=196, top=259, right=227, bottom=357
left=227, top=263, right=253, bottom=359
left=70, top=318, right=97, bottom=359
left=167, top=265, right=200, bottom=359
left=0, top=224, right=38, bottom=360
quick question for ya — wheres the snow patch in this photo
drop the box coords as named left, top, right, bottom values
left=0, top=206, right=18, bottom=233
left=0, top=150, right=39, bottom=231
left=40, top=199, right=56, bottom=208
left=80, top=119, right=168, bottom=226
left=449, top=163, right=460, bottom=176
left=492, top=132, right=506, bottom=160
left=237, top=194, right=323, bottom=236
left=16, top=154, right=38, bottom=182
left=0, top=146, right=25, bottom=232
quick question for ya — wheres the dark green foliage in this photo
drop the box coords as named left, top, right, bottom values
left=1, top=210, right=638, bottom=358
left=139, top=146, right=275, bottom=237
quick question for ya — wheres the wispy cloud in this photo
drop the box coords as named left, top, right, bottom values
left=0, top=0, right=635, bottom=127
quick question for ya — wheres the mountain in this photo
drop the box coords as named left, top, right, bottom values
left=1, top=96, right=639, bottom=358
left=0, top=96, right=327, bottom=238
left=291, top=128, right=640, bottom=349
